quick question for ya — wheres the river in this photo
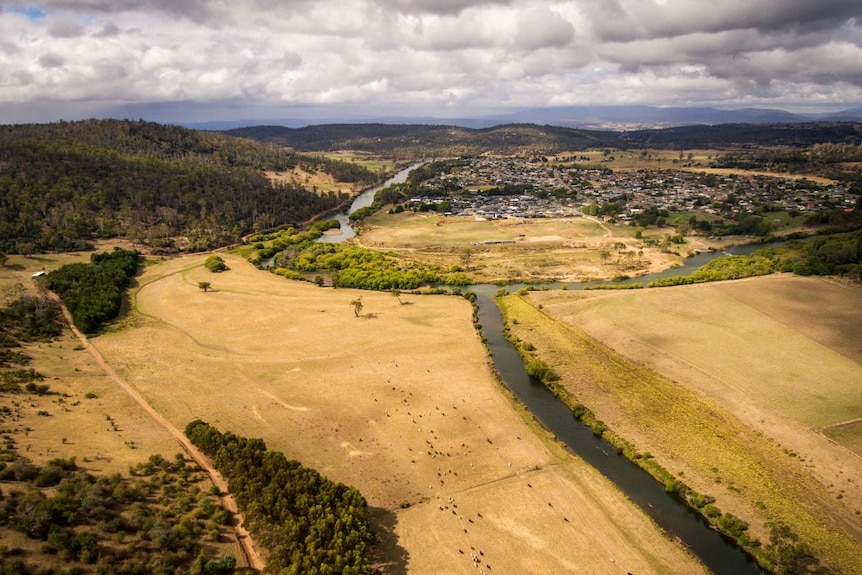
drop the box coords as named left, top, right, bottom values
left=322, top=164, right=768, bottom=573
left=317, top=163, right=421, bottom=243
left=472, top=286, right=763, bottom=575
left=468, top=243, right=776, bottom=574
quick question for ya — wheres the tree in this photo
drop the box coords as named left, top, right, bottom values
left=598, top=247, right=611, bottom=265
left=198, top=282, right=212, bottom=292
left=350, top=297, right=363, bottom=317
left=460, top=247, right=474, bottom=271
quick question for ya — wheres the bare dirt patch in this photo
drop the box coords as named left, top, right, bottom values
left=93, top=253, right=706, bottom=575
left=826, top=420, right=862, bottom=458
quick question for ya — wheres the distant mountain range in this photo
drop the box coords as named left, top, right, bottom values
left=188, top=105, right=862, bottom=132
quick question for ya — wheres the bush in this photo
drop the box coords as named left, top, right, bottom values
left=204, top=255, right=228, bottom=273
left=702, top=504, right=722, bottom=519
left=687, top=491, right=716, bottom=509
left=718, top=513, right=749, bottom=537
left=524, top=357, right=558, bottom=383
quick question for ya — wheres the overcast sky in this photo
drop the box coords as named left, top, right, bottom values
left=1, top=0, right=861, bottom=124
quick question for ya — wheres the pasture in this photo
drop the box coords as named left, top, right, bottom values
left=552, top=148, right=718, bottom=172
left=360, top=211, right=681, bottom=283
left=88, top=253, right=705, bottom=575
left=264, top=167, right=354, bottom=196
left=506, top=275, right=862, bottom=573
left=0, top=249, right=181, bottom=473
left=321, top=150, right=398, bottom=174
left=551, top=148, right=837, bottom=184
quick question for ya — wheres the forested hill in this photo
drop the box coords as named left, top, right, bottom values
left=227, top=123, right=626, bottom=156
left=621, top=122, right=862, bottom=149
left=228, top=121, right=862, bottom=157
left=0, top=119, right=379, bottom=253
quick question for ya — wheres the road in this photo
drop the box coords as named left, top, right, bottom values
left=46, top=290, right=266, bottom=571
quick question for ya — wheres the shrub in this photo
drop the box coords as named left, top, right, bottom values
left=524, top=358, right=558, bottom=383
left=687, top=491, right=716, bottom=509
left=718, top=513, right=749, bottom=537
left=204, top=255, right=228, bottom=273
left=702, top=504, right=722, bottom=519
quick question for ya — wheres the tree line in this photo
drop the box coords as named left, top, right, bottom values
left=44, top=248, right=139, bottom=333
left=647, top=230, right=862, bottom=287
left=0, top=120, right=377, bottom=253
left=184, top=420, right=375, bottom=575
left=712, top=141, right=862, bottom=184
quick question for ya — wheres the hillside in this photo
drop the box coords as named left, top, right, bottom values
left=0, top=120, right=379, bottom=253
left=621, top=122, right=862, bottom=149
left=228, top=121, right=862, bottom=157
left=227, top=123, right=626, bottom=156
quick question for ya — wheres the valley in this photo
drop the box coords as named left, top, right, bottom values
left=0, top=119, right=860, bottom=574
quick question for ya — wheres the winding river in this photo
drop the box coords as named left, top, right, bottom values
left=328, top=164, right=766, bottom=574
left=317, top=163, right=420, bottom=243
left=472, top=286, right=763, bottom=575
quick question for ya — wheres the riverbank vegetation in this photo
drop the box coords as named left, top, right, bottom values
left=498, top=292, right=861, bottom=574
left=185, top=420, right=375, bottom=575
left=647, top=229, right=862, bottom=287
left=44, top=248, right=139, bottom=333
left=245, top=226, right=470, bottom=290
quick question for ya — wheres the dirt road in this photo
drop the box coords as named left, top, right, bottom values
left=46, top=291, right=266, bottom=571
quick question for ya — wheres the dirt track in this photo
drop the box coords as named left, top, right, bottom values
left=46, top=290, right=266, bottom=571
left=90, top=253, right=708, bottom=575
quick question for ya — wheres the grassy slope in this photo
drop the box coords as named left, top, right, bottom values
left=500, top=288, right=862, bottom=574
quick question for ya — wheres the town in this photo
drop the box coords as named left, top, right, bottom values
left=403, top=155, right=858, bottom=228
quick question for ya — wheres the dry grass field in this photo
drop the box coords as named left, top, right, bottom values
left=321, top=151, right=398, bottom=174
left=552, top=149, right=837, bottom=184
left=0, top=250, right=182, bottom=474
left=87, top=253, right=707, bottom=575
left=504, top=275, right=862, bottom=573
left=265, top=167, right=356, bottom=195
left=265, top=153, right=396, bottom=194
left=359, top=211, right=681, bottom=283
left=553, top=149, right=719, bottom=172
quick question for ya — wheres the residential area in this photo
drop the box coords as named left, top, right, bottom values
left=405, top=155, right=858, bottom=224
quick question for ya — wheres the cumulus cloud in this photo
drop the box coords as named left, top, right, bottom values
left=0, top=0, right=860, bottom=123
left=515, top=6, right=575, bottom=51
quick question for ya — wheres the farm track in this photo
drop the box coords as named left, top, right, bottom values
left=45, top=290, right=267, bottom=572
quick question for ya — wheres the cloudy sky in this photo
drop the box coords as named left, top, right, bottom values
left=1, top=0, right=861, bottom=124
